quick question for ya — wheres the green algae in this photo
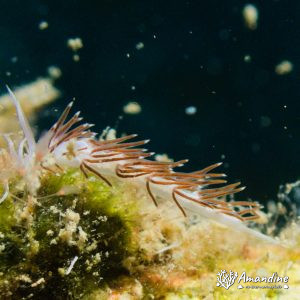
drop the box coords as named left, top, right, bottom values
left=1, top=168, right=300, bottom=299
left=0, top=169, right=138, bottom=299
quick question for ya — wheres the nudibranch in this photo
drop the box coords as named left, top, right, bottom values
left=1, top=86, right=275, bottom=243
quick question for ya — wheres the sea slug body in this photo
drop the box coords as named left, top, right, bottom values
left=1, top=86, right=276, bottom=243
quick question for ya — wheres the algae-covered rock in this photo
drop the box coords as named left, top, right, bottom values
left=1, top=166, right=300, bottom=299
left=0, top=169, right=138, bottom=299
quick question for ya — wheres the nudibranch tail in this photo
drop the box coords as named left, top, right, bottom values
left=2, top=86, right=277, bottom=244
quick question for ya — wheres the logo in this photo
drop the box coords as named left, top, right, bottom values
left=216, top=270, right=289, bottom=290
left=216, top=270, right=238, bottom=289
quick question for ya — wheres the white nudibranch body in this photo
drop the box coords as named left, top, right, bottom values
left=0, top=86, right=277, bottom=244
left=52, top=139, right=92, bottom=168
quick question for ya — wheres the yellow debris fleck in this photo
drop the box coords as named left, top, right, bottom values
left=123, top=102, right=142, bottom=114
left=31, top=277, right=45, bottom=288
left=155, top=153, right=174, bottom=163
left=46, top=230, right=54, bottom=236
left=73, top=54, right=80, bottom=62
left=67, top=37, right=83, bottom=51
left=47, top=66, right=62, bottom=79
left=106, top=128, right=117, bottom=141
left=18, top=275, right=32, bottom=283
left=275, top=60, right=293, bottom=75
left=243, top=4, right=259, bottom=30
left=39, top=21, right=48, bottom=30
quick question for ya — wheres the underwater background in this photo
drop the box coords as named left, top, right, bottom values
left=0, top=0, right=299, bottom=205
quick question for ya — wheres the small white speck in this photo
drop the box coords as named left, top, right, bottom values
left=11, top=56, right=18, bottom=63
left=47, top=66, right=62, bottom=79
left=244, top=55, right=251, bottom=63
left=135, top=42, right=144, bottom=50
left=185, top=106, right=197, bottom=115
left=46, top=230, right=54, bottom=236
left=126, top=53, right=130, bottom=58
left=66, top=256, right=79, bottom=275
left=39, top=21, right=49, bottom=30
left=131, top=85, right=136, bottom=90
left=73, top=54, right=80, bottom=62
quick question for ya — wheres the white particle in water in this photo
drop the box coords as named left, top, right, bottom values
left=185, top=106, right=197, bottom=115
left=136, top=42, right=144, bottom=50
